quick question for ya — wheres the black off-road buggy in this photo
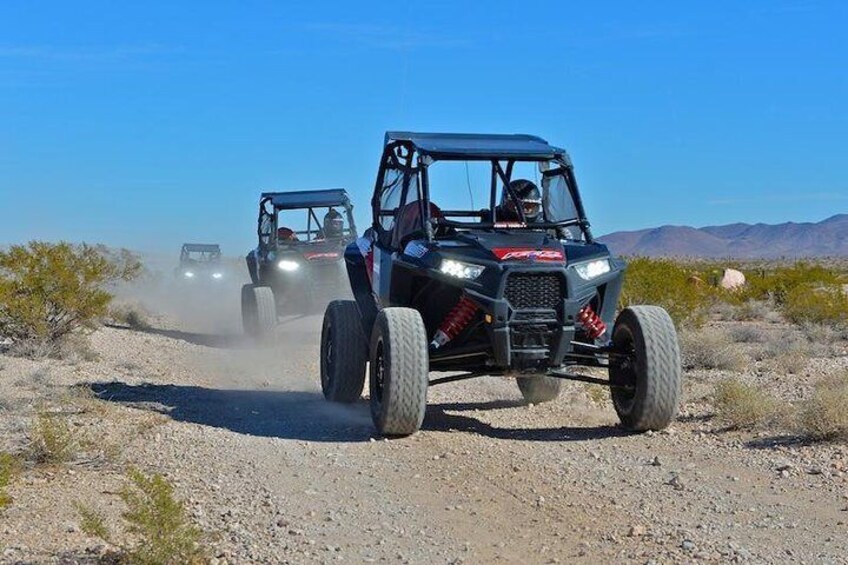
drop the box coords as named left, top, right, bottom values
left=175, top=243, right=225, bottom=282
left=242, top=189, right=357, bottom=336
left=320, top=132, right=682, bottom=436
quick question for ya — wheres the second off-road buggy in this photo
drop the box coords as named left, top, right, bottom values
left=242, top=189, right=357, bottom=336
left=174, top=243, right=225, bottom=282
left=320, top=132, right=682, bottom=436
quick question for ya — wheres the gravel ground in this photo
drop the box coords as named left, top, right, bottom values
left=1, top=289, right=847, bottom=564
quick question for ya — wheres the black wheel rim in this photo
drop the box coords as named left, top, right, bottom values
left=373, top=339, right=385, bottom=406
left=321, top=323, right=333, bottom=392
left=610, top=326, right=638, bottom=412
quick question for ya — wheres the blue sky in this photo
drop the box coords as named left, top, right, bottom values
left=1, top=1, right=846, bottom=254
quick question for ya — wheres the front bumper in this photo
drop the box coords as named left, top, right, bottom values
left=460, top=263, right=623, bottom=371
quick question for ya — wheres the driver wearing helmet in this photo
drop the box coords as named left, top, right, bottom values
left=498, top=179, right=543, bottom=223
left=322, top=208, right=345, bottom=239
left=277, top=227, right=298, bottom=241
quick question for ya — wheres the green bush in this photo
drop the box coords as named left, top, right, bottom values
left=713, top=378, right=784, bottom=429
left=29, top=411, right=78, bottom=465
left=679, top=328, right=747, bottom=371
left=75, top=502, right=112, bottom=541
left=620, top=257, right=712, bottom=327
left=0, top=241, right=141, bottom=345
left=621, top=259, right=847, bottom=329
left=743, top=262, right=843, bottom=304
left=782, top=284, right=848, bottom=325
left=76, top=468, right=205, bottom=564
left=120, top=468, right=205, bottom=565
left=0, top=452, right=22, bottom=508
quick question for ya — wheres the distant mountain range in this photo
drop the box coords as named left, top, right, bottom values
left=598, top=214, right=848, bottom=258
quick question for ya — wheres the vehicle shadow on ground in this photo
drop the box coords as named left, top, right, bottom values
left=423, top=401, right=630, bottom=442
left=89, top=381, right=374, bottom=443
left=744, top=434, right=818, bottom=449
left=108, top=313, right=315, bottom=349
left=106, top=323, right=253, bottom=349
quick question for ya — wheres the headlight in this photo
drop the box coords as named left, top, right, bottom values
left=439, top=259, right=485, bottom=280
left=184, top=271, right=195, bottom=278
left=277, top=260, right=300, bottom=272
left=212, top=272, right=223, bottom=279
left=574, top=258, right=611, bottom=280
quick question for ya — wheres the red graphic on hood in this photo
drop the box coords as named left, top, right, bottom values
left=304, top=251, right=340, bottom=260
left=492, top=248, right=564, bottom=262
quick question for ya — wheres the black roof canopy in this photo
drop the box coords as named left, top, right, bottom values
left=181, top=243, right=220, bottom=253
left=385, top=131, right=569, bottom=161
left=261, top=189, right=351, bottom=210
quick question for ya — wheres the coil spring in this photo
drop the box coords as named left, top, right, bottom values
left=438, top=295, right=478, bottom=341
left=577, top=305, right=606, bottom=339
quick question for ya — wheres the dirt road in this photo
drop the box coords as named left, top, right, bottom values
left=1, top=296, right=847, bottom=563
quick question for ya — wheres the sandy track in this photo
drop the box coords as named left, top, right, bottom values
left=1, top=303, right=847, bottom=563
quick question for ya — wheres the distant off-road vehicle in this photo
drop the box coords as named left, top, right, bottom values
left=242, top=189, right=357, bottom=336
left=175, top=243, right=225, bottom=282
left=321, top=132, right=682, bottom=436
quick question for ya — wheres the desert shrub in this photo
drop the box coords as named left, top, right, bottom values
left=799, top=373, right=848, bottom=441
left=801, top=322, right=840, bottom=344
left=57, top=333, right=99, bottom=362
left=743, top=262, right=843, bottom=303
left=679, top=328, right=747, bottom=371
left=765, top=341, right=808, bottom=374
left=109, top=303, right=152, bottom=330
left=713, top=378, right=784, bottom=429
left=5, top=332, right=97, bottom=362
left=729, top=324, right=768, bottom=343
left=620, top=257, right=712, bottom=328
left=6, top=339, right=59, bottom=359
left=781, top=284, right=848, bottom=326
left=0, top=452, right=22, bottom=508
left=709, top=300, right=737, bottom=321
left=75, top=502, right=112, bottom=541
left=0, top=241, right=141, bottom=347
left=732, top=299, right=781, bottom=323
left=28, top=411, right=77, bottom=465
left=121, top=468, right=204, bottom=564
left=739, top=262, right=847, bottom=326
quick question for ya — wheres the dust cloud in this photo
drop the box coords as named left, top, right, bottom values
left=107, top=253, right=373, bottom=432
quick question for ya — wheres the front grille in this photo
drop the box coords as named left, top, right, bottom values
left=504, top=273, right=563, bottom=310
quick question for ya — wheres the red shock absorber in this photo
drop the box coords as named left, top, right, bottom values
left=577, top=305, right=606, bottom=340
left=431, top=295, right=478, bottom=349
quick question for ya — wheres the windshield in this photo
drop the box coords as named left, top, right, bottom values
left=423, top=159, right=583, bottom=227
left=275, top=206, right=354, bottom=243
left=181, top=249, right=220, bottom=263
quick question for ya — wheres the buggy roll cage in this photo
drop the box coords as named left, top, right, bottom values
left=371, top=132, right=594, bottom=247
left=258, top=189, right=357, bottom=247
left=180, top=243, right=221, bottom=263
